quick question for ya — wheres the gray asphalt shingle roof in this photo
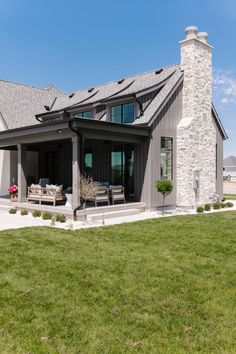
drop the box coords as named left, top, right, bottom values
left=0, top=64, right=182, bottom=130
left=0, top=65, right=226, bottom=140
left=50, top=64, right=180, bottom=112
left=0, top=80, right=64, bottom=129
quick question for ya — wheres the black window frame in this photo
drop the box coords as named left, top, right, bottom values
left=84, top=148, right=93, bottom=176
left=160, top=136, right=173, bottom=180
left=75, top=111, right=93, bottom=119
left=110, top=102, right=135, bottom=124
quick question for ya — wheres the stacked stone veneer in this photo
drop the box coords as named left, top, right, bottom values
left=177, top=26, right=216, bottom=207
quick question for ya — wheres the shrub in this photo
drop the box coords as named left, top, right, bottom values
left=32, top=210, right=42, bottom=218
left=156, top=180, right=173, bottom=208
left=222, top=197, right=226, bottom=202
left=42, top=212, right=53, bottom=220
left=20, top=209, right=28, bottom=216
left=56, top=214, right=66, bottom=223
left=225, top=202, right=234, bottom=208
left=9, top=208, right=17, bottom=214
left=204, top=204, right=211, bottom=211
left=221, top=202, right=227, bottom=208
left=196, top=206, right=204, bottom=213
left=213, top=202, right=221, bottom=210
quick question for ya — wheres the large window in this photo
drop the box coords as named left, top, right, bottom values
left=84, top=149, right=93, bottom=176
left=111, top=144, right=135, bottom=199
left=75, top=111, right=93, bottom=119
left=111, top=103, right=134, bottom=123
left=160, top=137, right=173, bottom=180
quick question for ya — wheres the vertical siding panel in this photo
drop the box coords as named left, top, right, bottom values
left=150, top=83, right=183, bottom=207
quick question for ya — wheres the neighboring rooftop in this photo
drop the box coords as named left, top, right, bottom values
left=224, top=156, right=236, bottom=166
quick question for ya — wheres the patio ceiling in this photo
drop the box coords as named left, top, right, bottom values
left=0, top=118, right=151, bottom=149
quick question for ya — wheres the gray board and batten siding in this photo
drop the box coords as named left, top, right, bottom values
left=138, top=82, right=183, bottom=208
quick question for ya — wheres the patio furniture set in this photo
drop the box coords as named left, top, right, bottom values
left=27, top=179, right=125, bottom=207
left=87, top=185, right=125, bottom=207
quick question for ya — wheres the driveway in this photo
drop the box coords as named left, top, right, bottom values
left=223, top=181, right=236, bottom=195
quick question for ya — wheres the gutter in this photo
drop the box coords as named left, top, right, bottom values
left=134, top=96, right=144, bottom=118
left=211, top=102, right=228, bottom=140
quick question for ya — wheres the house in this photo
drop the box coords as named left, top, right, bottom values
left=0, top=26, right=227, bottom=213
left=223, top=156, right=236, bottom=180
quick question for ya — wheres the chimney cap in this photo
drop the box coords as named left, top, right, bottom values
left=185, top=26, right=198, bottom=39
left=197, top=31, right=208, bottom=44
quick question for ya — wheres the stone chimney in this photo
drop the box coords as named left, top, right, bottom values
left=176, top=26, right=216, bottom=207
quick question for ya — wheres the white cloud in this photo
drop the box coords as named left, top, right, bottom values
left=213, top=69, right=236, bottom=105
left=221, top=97, right=229, bottom=104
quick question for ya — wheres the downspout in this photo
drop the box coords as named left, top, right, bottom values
left=68, top=118, right=84, bottom=220
left=134, top=96, right=144, bottom=118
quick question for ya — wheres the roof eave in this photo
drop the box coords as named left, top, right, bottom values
left=212, top=102, right=228, bottom=140
left=146, top=73, right=184, bottom=127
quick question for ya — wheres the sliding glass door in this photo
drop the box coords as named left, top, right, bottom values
left=111, top=144, right=135, bottom=200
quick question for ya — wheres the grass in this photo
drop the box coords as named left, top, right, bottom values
left=224, top=193, right=236, bottom=200
left=1, top=213, right=236, bottom=353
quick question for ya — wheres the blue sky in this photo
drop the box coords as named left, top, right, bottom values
left=0, top=0, right=236, bottom=157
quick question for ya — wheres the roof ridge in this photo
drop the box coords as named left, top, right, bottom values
left=71, top=63, right=180, bottom=95
left=0, top=79, right=58, bottom=92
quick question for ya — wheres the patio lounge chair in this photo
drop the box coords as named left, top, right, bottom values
left=110, top=185, right=125, bottom=205
left=88, top=186, right=110, bottom=207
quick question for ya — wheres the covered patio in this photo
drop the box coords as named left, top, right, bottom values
left=0, top=118, right=150, bottom=218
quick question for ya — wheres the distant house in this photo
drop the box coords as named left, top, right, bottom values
left=0, top=26, right=227, bottom=211
left=223, top=156, right=236, bottom=179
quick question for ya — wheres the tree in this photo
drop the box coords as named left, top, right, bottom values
left=156, top=179, right=173, bottom=210
left=80, top=176, right=98, bottom=223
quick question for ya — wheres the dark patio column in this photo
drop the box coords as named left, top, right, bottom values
left=72, top=136, right=81, bottom=210
left=17, top=143, right=27, bottom=202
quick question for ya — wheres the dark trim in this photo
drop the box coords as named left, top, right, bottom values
left=0, top=117, right=150, bottom=148
left=0, top=111, right=8, bottom=129
left=212, top=102, right=228, bottom=140
left=135, top=98, right=144, bottom=117
left=135, top=72, right=174, bottom=96
left=36, top=116, right=43, bottom=123
left=35, top=90, right=99, bottom=118
left=147, top=74, right=184, bottom=127
left=99, top=80, right=135, bottom=102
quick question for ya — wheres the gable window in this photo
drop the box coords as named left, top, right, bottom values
left=75, top=111, right=93, bottom=119
left=160, top=137, right=173, bottom=180
left=43, top=116, right=63, bottom=124
left=111, top=103, right=134, bottom=123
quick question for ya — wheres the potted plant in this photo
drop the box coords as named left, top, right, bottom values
left=8, top=184, right=18, bottom=202
left=156, top=179, right=173, bottom=212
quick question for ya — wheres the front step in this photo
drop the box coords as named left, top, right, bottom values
left=89, top=208, right=141, bottom=222
left=76, top=202, right=146, bottom=221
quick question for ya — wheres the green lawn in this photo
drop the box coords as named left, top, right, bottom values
left=1, top=213, right=236, bottom=353
left=224, top=193, right=236, bottom=200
